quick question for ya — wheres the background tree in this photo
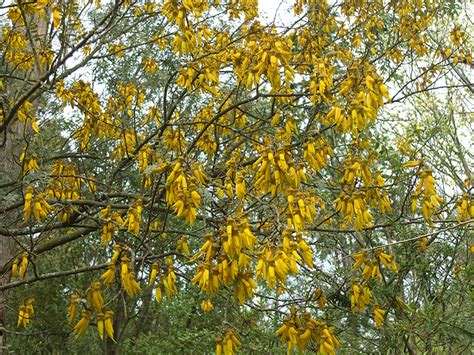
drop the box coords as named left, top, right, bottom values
left=0, top=0, right=472, bottom=354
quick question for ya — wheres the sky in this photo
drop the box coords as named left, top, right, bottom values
left=258, top=0, right=294, bottom=25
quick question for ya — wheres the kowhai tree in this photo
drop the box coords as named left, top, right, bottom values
left=0, top=0, right=473, bottom=353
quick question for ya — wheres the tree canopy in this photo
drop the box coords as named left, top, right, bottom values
left=0, top=0, right=473, bottom=353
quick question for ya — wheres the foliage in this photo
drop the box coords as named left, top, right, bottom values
left=0, top=0, right=473, bottom=354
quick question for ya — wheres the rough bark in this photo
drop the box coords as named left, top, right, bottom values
left=0, top=122, right=25, bottom=353
left=0, top=9, right=48, bottom=352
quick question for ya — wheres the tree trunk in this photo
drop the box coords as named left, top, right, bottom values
left=0, top=117, right=26, bottom=354
left=0, top=8, right=49, bottom=352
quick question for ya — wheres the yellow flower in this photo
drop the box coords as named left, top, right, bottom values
left=11, top=258, right=18, bottom=278
left=100, top=263, right=116, bottom=286
left=73, top=310, right=91, bottom=338
left=17, top=298, right=34, bottom=328
left=23, top=186, right=33, bottom=221
left=201, top=299, right=213, bottom=312
left=18, top=253, right=28, bottom=280
left=68, top=292, right=80, bottom=324
left=97, top=312, right=105, bottom=340
left=104, top=310, right=116, bottom=342
left=87, top=281, right=104, bottom=312
left=352, top=252, right=366, bottom=269
left=149, top=262, right=159, bottom=285
left=373, top=306, right=386, bottom=327
left=155, top=286, right=163, bottom=302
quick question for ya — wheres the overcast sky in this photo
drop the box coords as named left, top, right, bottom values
left=259, top=0, right=294, bottom=25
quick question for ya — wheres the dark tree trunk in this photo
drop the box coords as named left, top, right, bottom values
left=0, top=8, right=48, bottom=352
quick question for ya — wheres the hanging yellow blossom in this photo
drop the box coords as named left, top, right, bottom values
left=18, top=253, right=28, bottom=280
left=201, top=299, right=213, bottom=312
left=373, top=306, right=386, bottom=327
left=73, top=310, right=91, bottom=338
left=86, top=281, right=104, bottom=312
left=97, top=312, right=105, bottom=339
left=149, top=262, right=159, bottom=285
left=104, top=310, right=116, bottom=342
left=101, top=263, right=116, bottom=286
left=17, top=298, right=34, bottom=328
left=216, top=329, right=241, bottom=355
left=68, top=292, right=80, bottom=324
